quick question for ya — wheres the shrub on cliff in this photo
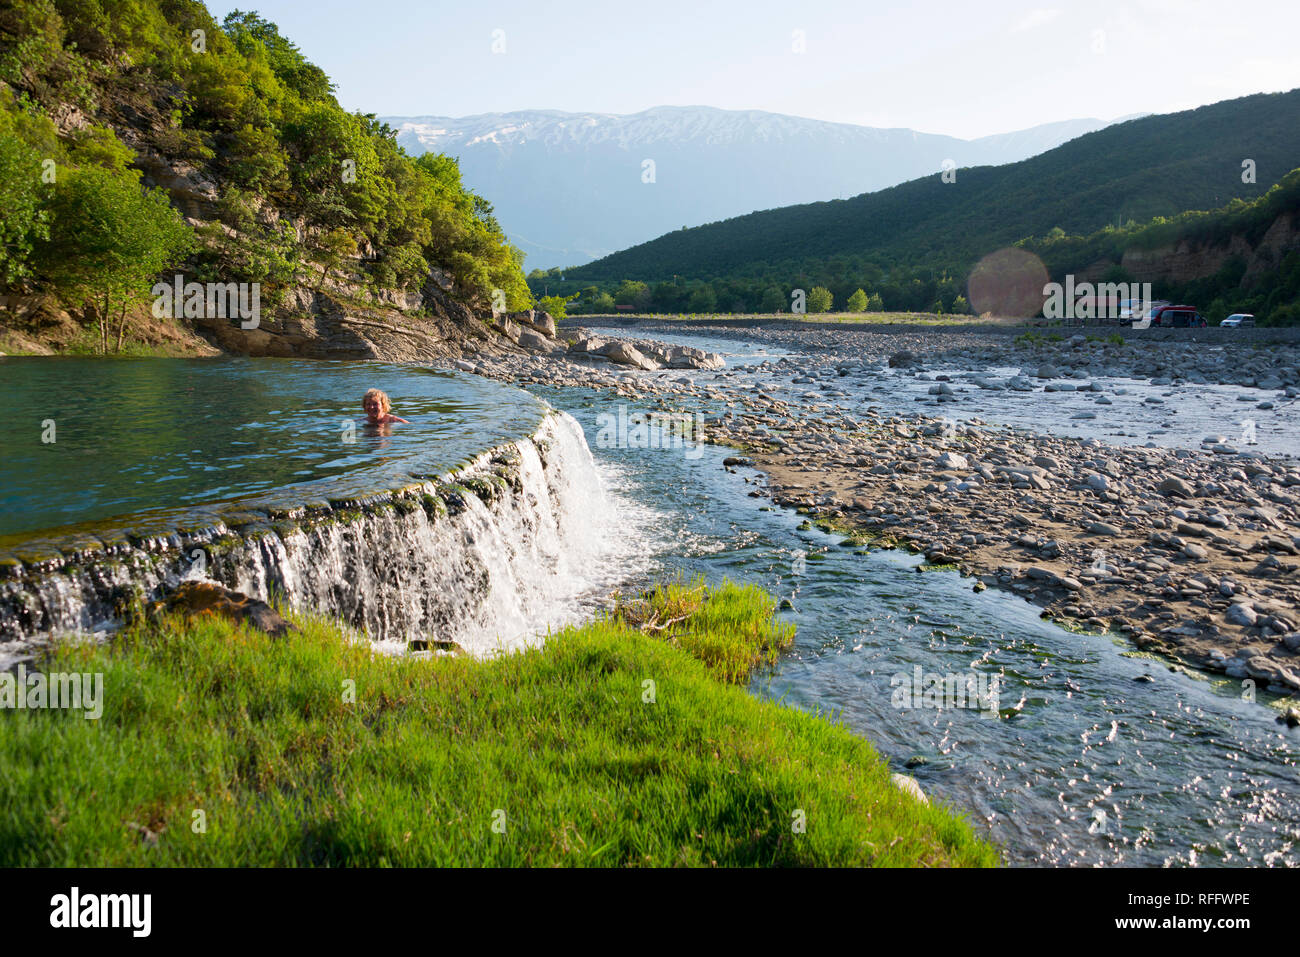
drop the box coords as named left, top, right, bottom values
left=39, top=163, right=194, bottom=353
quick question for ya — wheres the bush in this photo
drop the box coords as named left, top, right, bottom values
left=37, top=164, right=194, bottom=352
left=537, top=293, right=575, bottom=320
left=807, top=286, right=833, bottom=313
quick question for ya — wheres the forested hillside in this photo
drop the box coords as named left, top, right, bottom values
left=1025, top=167, right=1300, bottom=324
left=553, top=89, right=1300, bottom=321
left=0, top=0, right=531, bottom=354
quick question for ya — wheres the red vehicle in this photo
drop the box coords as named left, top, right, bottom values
left=1150, top=304, right=1207, bottom=328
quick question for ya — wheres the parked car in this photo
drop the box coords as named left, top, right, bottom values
left=1133, top=299, right=1169, bottom=319
left=1150, top=305, right=1206, bottom=327
left=1220, top=313, right=1256, bottom=328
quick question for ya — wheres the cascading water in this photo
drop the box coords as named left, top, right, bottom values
left=0, top=409, right=631, bottom=660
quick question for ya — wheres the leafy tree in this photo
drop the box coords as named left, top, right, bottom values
left=537, top=293, right=576, bottom=319
left=759, top=286, right=785, bottom=313
left=309, top=227, right=357, bottom=292
left=221, top=10, right=334, bottom=102
left=808, top=286, right=833, bottom=313
left=867, top=292, right=884, bottom=311
left=39, top=165, right=193, bottom=352
left=846, top=288, right=869, bottom=312
left=614, top=279, right=651, bottom=310
left=0, top=130, right=48, bottom=286
left=686, top=284, right=716, bottom=313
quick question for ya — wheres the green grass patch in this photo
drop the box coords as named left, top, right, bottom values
left=0, top=582, right=995, bottom=867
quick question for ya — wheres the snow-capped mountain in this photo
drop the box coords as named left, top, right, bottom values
left=383, top=106, right=1121, bottom=269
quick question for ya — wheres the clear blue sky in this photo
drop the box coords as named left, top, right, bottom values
left=207, top=0, right=1300, bottom=139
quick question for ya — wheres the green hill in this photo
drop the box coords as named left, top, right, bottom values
left=566, top=89, right=1300, bottom=285
left=0, top=0, right=531, bottom=354
left=1024, top=166, right=1300, bottom=324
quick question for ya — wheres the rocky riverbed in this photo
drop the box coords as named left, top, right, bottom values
left=458, top=319, right=1300, bottom=699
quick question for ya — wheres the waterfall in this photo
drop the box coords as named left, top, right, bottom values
left=0, top=410, right=625, bottom=660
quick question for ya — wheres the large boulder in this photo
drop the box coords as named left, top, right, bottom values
left=598, top=341, right=659, bottom=370
left=667, top=345, right=725, bottom=370
left=153, top=581, right=297, bottom=638
left=890, top=773, right=929, bottom=804
left=530, top=311, right=557, bottom=338
left=497, top=317, right=522, bottom=343
left=1157, top=476, right=1195, bottom=498
left=518, top=328, right=551, bottom=351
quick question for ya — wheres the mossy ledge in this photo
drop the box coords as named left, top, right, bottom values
left=0, top=580, right=997, bottom=867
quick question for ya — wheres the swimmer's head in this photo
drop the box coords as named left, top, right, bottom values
left=362, top=388, right=391, bottom=423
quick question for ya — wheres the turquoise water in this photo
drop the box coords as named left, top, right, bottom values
left=0, top=358, right=544, bottom=539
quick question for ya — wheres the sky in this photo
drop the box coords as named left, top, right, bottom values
left=206, top=0, right=1300, bottom=139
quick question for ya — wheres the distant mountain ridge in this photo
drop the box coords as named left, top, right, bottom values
left=384, top=106, right=1124, bottom=268
left=564, top=89, right=1300, bottom=284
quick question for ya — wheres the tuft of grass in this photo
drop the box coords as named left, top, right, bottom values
left=613, top=579, right=794, bottom=684
left=0, top=582, right=997, bottom=867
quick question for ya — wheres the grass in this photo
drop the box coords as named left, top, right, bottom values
left=0, top=580, right=996, bottom=867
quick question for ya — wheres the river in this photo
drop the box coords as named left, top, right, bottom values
left=3, top=352, right=1297, bottom=866
left=533, top=331, right=1300, bottom=867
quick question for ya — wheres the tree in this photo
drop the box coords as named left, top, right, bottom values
left=40, top=165, right=193, bottom=353
left=808, top=286, right=833, bottom=313
left=614, top=279, right=651, bottom=310
left=867, top=292, right=884, bottom=311
left=309, top=227, right=357, bottom=292
left=686, top=284, right=716, bottom=313
left=222, top=10, right=335, bottom=102
left=759, top=286, right=785, bottom=313
left=846, top=288, right=869, bottom=312
left=0, top=133, right=48, bottom=287
left=537, top=293, right=576, bottom=320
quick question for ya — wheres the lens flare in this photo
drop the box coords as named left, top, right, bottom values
left=967, top=248, right=1049, bottom=318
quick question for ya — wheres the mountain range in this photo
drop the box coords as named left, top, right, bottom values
left=385, top=106, right=1129, bottom=269
left=564, top=89, right=1300, bottom=284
